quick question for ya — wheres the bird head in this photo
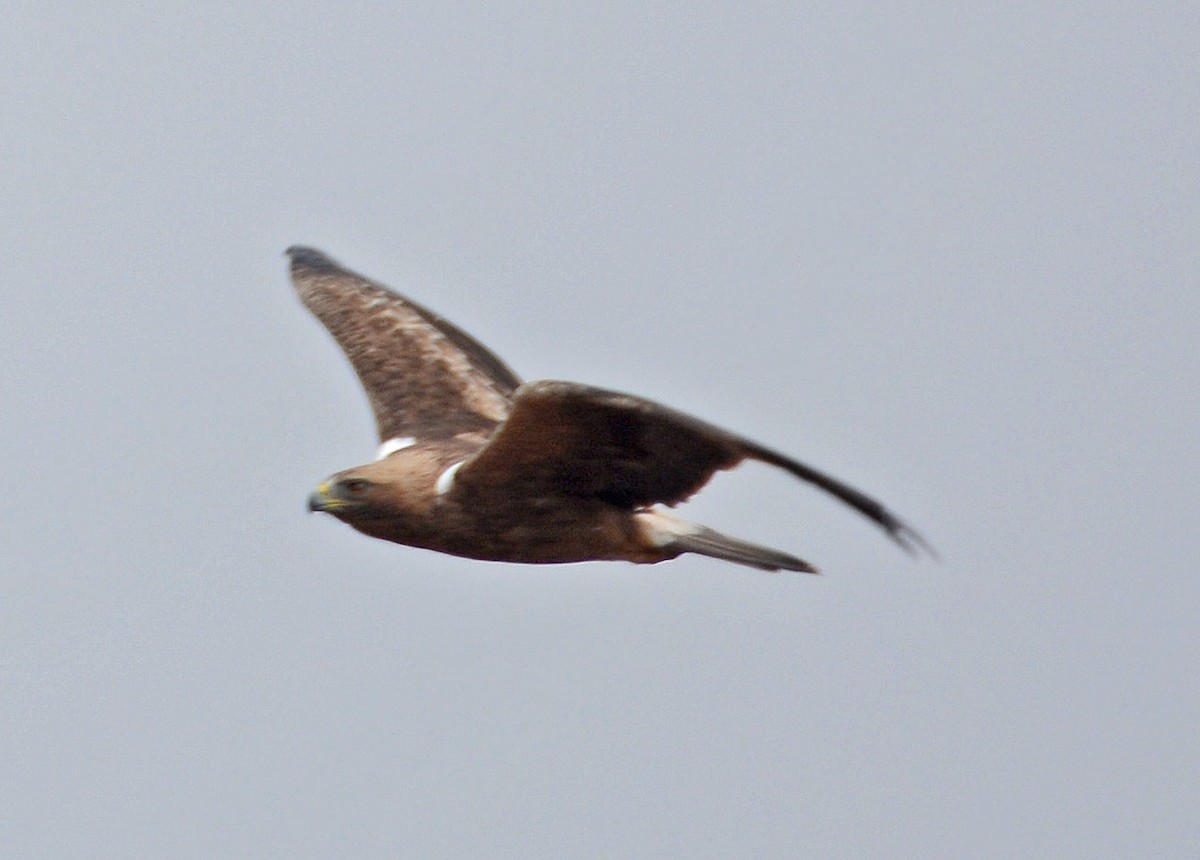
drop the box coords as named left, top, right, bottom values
left=307, top=472, right=381, bottom=519
left=305, top=455, right=444, bottom=544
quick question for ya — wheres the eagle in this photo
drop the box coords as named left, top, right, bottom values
left=288, top=246, right=933, bottom=573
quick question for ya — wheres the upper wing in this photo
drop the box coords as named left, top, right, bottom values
left=456, top=380, right=934, bottom=556
left=287, top=246, right=521, bottom=441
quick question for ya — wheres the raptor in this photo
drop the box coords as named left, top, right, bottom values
left=289, top=246, right=932, bottom=573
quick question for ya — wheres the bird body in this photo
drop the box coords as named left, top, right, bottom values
left=309, top=440, right=645, bottom=565
left=289, top=246, right=932, bottom=573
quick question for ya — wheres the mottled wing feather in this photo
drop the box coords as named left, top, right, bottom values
left=458, top=380, right=934, bottom=556
left=458, top=381, right=740, bottom=508
left=288, top=247, right=521, bottom=441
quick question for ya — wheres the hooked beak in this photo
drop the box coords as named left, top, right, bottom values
left=307, top=481, right=342, bottom=513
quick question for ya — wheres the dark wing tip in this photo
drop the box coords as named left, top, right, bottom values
left=285, top=246, right=342, bottom=274
left=778, top=557, right=820, bottom=575
left=741, top=442, right=939, bottom=562
left=887, top=520, right=941, bottom=562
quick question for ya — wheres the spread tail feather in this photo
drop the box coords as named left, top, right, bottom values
left=636, top=510, right=817, bottom=574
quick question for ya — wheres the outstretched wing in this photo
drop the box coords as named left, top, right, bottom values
left=287, top=246, right=521, bottom=441
left=456, top=380, right=934, bottom=556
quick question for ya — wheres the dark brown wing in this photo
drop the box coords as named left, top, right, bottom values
left=456, top=380, right=934, bottom=556
left=287, top=246, right=521, bottom=441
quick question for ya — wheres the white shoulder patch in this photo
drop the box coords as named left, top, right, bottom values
left=435, top=460, right=465, bottom=495
left=376, top=436, right=417, bottom=460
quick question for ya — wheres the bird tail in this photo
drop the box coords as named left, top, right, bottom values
left=635, top=510, right=817, bottom=574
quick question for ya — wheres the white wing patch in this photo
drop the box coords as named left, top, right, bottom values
left=635, top=508, right=703, bottom=547
left=376, top=436, right=417, bottom=460
left=435, top=460, right=465, bottom=495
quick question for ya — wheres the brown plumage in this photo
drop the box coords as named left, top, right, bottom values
left=289, top=246, right=934, bottom=573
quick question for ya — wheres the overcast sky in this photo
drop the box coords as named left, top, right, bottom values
left=2, top=3, right=1197, bottom=857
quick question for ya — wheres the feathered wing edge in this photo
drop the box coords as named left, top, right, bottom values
left=287, top=245, right=522, bottom=395
left=738, top=440, right=938, bottom=560
left=286, top=246, right=522, bottom=442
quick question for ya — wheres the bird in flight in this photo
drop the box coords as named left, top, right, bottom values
left=288, top=246, right=933, bottom=573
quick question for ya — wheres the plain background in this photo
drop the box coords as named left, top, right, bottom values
left=2, top=4, right=1197, bottom=857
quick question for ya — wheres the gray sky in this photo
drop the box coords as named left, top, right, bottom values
left=3, top=3, right=1197, bottom=857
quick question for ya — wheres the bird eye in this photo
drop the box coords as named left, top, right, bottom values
left=344, top=479, right=370, bottom=497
